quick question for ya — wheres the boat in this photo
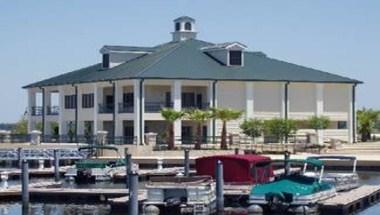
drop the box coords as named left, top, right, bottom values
left=248, top=159, right=336, bottom=214
left=143, top=176, right=216, bottom=215
left=65, top=145, right=125, bottom=183
left=303, top=156, right=359, bottom=192
left=195, top=154, right=274, bottom=185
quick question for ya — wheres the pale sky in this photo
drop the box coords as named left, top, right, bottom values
left=0, top=0, right=379, bottom=122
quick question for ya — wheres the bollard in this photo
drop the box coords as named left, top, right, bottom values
left=234, top=148, right=239, bottom=155
left=0, top=172, right=9, bottom=189
left=184, top=149, right=190, bottom=177
left=284, top=151, right=291, bottom=176
left=125, top=153, right=132, bottom=189
left=128, top=171, right=139, bottom=215
left=157, top=158, right=163, bottom=170
left=216, top=160, right=224, bottom=214
left=53, top=149, right=60, bottom=182
left=21, top=160, right=29, bottom=210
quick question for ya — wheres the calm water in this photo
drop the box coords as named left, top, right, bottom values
left=1, top=172, right=380, bottom=214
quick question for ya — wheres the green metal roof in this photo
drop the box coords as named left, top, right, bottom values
left=23, top=39, right=361, bottom=88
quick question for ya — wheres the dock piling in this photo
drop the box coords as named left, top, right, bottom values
left=21, top=160, right=29, bottom=212
left=128, top=171, right=139, bottom=215
left=284, top=151, right=290, bottom=176
left=216, top=160, right=224, bottom=214
left=184, top=149, right=190, bottom=177
left=234, top=148, right=239, bottom=155
left=125, top=151, right=132, bottom=189
left=17, top=148, right=22, bottom=168
left=53, top=149, right=60, bottom=182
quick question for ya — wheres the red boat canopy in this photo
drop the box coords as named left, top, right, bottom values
left=195, top=154, right=273, bottom=184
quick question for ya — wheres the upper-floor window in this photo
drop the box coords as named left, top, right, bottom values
left=175, top=22, right=181, bottom=31
left=82, top=93, right=94, bottom=108
left=102, top=54, right=110, bottom=68
left=229, top=51, right=242, bottom=66
left=64, top=95, right=77, bottom=109
left=337, top=121, right=347, bottom=129
left=184, top=22, right=192, bottom=31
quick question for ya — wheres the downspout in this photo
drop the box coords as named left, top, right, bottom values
left=284, top=82, right=289, bottom=143
left=41, top=87, right=45, bottom=142
left=352, top=84, right=357, bottom=143
left=74, top=85, right=78, bottom=143
left=112, top=82, right=116, bottom=141
left=212, top=80, right=217, bottom=144
left=139, top=79, right=144, bottom=145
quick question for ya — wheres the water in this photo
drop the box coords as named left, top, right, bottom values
left=1, top=172, right=380, bottom=214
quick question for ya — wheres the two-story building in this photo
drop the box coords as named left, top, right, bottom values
left=23, top=16, right=361, bottom=145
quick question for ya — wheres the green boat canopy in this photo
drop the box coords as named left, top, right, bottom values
left=272, top=159, right=324, bottom=167
left=78, top=145, right=119, bottom=152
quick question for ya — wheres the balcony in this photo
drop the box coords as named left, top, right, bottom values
left=98, top=103, right=114, bottom=114
left=47, top=106, right=59, bottom=116
left=31, top=106, right=43, bottom=116
left=145, top=102, right=173, bottom=113
left=119, top=103, right=134, bottom=113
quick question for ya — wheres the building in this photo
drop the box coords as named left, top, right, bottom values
left=23, top=16, right=361, bottom=145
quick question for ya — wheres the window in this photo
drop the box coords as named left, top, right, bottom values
left=175, top=22, right=181, bottom=31
left=123, top=93, right=134, bottom=106
left=64, top=95, right=77, bottom=109
left=184, top=22, right=192, bottom=31
left=337, top=121, right=348, bottom=129
left=182, top=93, right=195, bottom=108
left=229, top=50, right=242, bottom=66
left=82, top=93, right=94, bottom=108
left=102, top=54, right=110, bottom=68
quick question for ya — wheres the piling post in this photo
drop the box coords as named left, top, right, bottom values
left=53, top=149, right=60, bottom=182
left=21, top=160, right=29, bottom=211
left=184, top=149, right=190, bottom=177
left=128, top=171, right=139, bottom=215
left=216, top=160, right=224, bottom=214
left=284, top=151, right=290, bottom=176
left=17, top=148, right=22, bottom=168
left=125, top=149, right=132, bottom=189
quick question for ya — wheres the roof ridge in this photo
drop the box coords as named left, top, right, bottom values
left=132, top=41, right=187, bottom=78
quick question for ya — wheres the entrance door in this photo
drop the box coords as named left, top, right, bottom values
left=196, top=94, right=203, bottom=109
left=124, top=126, right=134, bottom=144
left=182, top=126, right=193, bottom=144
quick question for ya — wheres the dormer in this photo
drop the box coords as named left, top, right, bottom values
left=202, top=42, right=247, bottom=66
left=100, top=46, right=154, bottom=69
left=172, top=16, right=197, bottom=42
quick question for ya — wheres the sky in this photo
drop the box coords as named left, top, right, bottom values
left=0, top=0, right=379, bottom=123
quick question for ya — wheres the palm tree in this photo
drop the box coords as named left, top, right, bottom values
left=185, top=109, right=213, bottom=149
left=160, top=108, right=184, bottom=150
left=357, top=108, right=379, bottom=142
left=212, top=108, right=242, bottom=150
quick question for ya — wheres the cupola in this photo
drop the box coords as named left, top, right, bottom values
left=172, top=16, right=197, bottom=42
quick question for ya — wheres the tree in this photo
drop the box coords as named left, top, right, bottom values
left=264, top=118, right=297, bottom=143
left=50, top=122, right=59, bottom=138
left=240, top=119, right=264, bottom=150
left=185, top=109, right=213, bottom=149
left=160, top=108, right=184, bottom=150
left=357, top=108, right=379, bottom=142
left=12, top=116, right=28, bottom=134
left=212, top=108, right=243, bottom=150
left=308, top=116, right=330, bottom=145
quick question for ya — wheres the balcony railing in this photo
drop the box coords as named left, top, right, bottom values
left=118, top=103, right=134, bottom=113
left=98, top=103, right=114, bottom=114
left=145, top=102, right=173, bottom=113
left=31, top=106, right=43, bottom=116
left=182, top=102, right=210, bottom=110
left=47, top=106, right=59, bottom=116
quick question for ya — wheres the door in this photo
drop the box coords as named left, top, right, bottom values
left=182, top=93, right=195, bottom=108
left=124, top=126, right=134, bottom=144
left=105, top=95, right=114, bottom=112
left=165, top=92, right=171, bottom=107
left=196, top=94, right=203, bottom=109
left=182, top=126, right=193, bottom=144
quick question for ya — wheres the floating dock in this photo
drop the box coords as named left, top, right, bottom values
left=320, top=185, right=380, bottom=215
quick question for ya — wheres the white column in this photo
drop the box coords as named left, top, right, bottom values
left=114, top=81, right=122, bottom=137
left=43, top=90, right=51, bottom=135
left=245, top=82, right=254, bottom=119
left=134, top=80, right=144, bottom=145
left=172, top=80, right=182, bottom=143
left=207, top=81, right=214, bottom=138
left=58, top=86, right=64, bottom=135
left=280, top=83, right=286, bottom=118
left=316, top=84, right=324, bottom=145
left=348, top=84, right=354, bottom=144
left=27, top=89, right=36, bottom=133
left=93, top=83, right=99, bottom=135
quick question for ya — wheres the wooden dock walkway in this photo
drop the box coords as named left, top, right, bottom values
left=320, top=185, right=380, bottom=215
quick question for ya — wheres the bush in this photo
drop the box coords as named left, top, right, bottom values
left=264, top=119, right=297, bottom=143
